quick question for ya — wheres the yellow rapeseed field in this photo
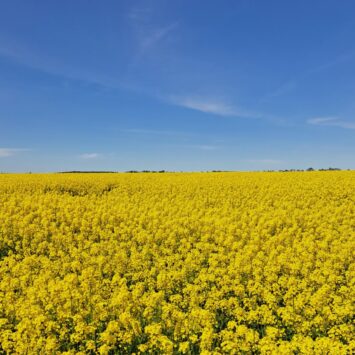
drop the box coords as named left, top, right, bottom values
left=0, top=172, right=354, bottom=354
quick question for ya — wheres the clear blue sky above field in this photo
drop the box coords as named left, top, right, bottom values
left=0, top=0, right=354, bottom=172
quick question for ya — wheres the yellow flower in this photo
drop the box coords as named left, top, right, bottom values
left=0, top=171, right=353, bottom=353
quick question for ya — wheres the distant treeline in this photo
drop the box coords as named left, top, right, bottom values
left=53, top=167, right=346, bottom=174
left=59, top=171, right=118, bottom=174
left=264, top=167, right=343, bottom=172
left=125, top=170, right=167, bottom=173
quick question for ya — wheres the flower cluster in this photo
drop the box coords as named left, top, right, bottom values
left=0, top=172, right=354, bottom=354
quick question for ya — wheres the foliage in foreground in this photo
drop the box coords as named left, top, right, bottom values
left=0, top=172, right=354, bottom=354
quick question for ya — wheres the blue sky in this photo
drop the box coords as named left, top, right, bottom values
left=0, top=0, right=354, bottom=172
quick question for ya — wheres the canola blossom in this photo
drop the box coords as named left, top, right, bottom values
left=0, top=172, right=354, bottom=354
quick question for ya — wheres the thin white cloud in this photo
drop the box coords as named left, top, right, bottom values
left=169, top=95, right=263, bottom=118
left=127, top=4, right=178, bottom=54
left=261, top=52, right=355, bottom=102
left=0, top=37, right=122, bottom=90
left=140, top=22, right=178, bottom=51
left=308, top=117, right=336, bottom=124
left=307, top=117, right=355, bottom=129
left=260, top=81, right=297, bottom=102
left=310, top=52, right=355, bottom=74
left=78, top=153, right=101, bottom=159
left=127, top=7, right=152, bottom=22
left=0, top=148, right=30, bottom=158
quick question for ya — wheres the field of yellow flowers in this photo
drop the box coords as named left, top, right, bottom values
left=0, top=172, right=354, bottom=354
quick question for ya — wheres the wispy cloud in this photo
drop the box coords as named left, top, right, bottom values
left=307, top=117, right=355, bottom=129
left=260, top=81, right=297, bottom=102
left=169, top=95, right=263, bottom=118
left=140, top=22, right=178, bottom=51
left=127, top=7, right=152, bottom=22
left=310, top=52, right=355, bottom=74
left=78, top=153, right=101, bottom=159
left=261, top=52, right=355, bottom=102
left=127, top=4, right=178, bottom=56
left=0, top=148, right=30, bottom=158
left=0, top=37, right=122, bottom=90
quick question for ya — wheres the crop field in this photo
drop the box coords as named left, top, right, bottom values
left=0, top=172, right=354, bottom=354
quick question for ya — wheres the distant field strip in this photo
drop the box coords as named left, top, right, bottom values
left=0, top=172, right=354, bottom=354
